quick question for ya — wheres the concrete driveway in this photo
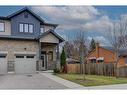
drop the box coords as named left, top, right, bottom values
left=0, top=73, right=68, bottom=89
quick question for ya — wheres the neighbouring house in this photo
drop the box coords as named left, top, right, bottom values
left=0, top=7, right=64, bottom=74
left=86, top=43, right=127, bottom=66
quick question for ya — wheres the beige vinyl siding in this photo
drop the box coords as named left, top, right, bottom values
left=39, top=33, right=59, bottom=43
left=0, top=20, right=11, bottom=35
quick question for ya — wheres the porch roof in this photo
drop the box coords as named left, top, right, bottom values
left=37, top=29, right=65, bottom=43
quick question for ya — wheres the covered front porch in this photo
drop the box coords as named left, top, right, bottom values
left=37, top=42, right=59, bottom=70
left=36, top=30, right=64, bottom=71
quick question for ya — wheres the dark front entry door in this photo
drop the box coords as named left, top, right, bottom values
left=41, top=54, right=46, bottom=70
left=40, top=51, right=47, bottom=70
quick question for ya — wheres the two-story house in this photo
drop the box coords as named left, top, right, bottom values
left=0, top=7, right=64, bottom=74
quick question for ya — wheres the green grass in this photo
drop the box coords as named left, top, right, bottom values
left=56, top=74, right=127, bottom=86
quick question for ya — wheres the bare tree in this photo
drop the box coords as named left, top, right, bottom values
left=107, top=16, right=127, bottom=78
left=75, top=29, right=87, bottom=80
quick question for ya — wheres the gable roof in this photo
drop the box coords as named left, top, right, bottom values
left=37, top=29, right=65, bottom=43
left=0, top=7, right=58, bottom=28
left=87, top=46, right=127, bottom=57
left=102, top=46, right=127, bottom=56
left=7, top=7, right=45, bottom=22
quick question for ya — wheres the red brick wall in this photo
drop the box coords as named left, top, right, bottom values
left=87, top=46, right=126, bottom=65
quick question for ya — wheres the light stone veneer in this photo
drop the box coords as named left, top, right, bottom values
left=0, top=39, right=57, bottom=65
left=0, top=39, right=39, bottom=61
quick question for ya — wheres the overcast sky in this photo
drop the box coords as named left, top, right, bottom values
left=0, top=6, right=127, bottom=46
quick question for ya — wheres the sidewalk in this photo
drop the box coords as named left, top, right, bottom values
left=40, top=72, right=85, bottom=89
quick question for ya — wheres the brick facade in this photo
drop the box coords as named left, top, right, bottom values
left=87, top=43, right=126, bottom=66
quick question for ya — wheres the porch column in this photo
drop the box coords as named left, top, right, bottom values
left=39, top=42, right=41, bottom=59
left=38, top=42, right=42, bottom=71
left=56, top=44, right=60, bottom=69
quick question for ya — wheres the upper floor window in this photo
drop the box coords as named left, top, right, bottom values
left=0, top=22, right=5, bottom=32
left=19, top=23, right=33, bottom=33
left=29, top=24, right=33, bottom=33
left=40, top=27, right=43, bottom=33
left=24, top=24, right=29, bottom=33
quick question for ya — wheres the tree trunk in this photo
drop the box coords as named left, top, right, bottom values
left=115, top=51, right=119, bottom=78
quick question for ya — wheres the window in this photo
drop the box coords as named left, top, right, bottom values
left=26, top=55, right=34, bottom=58
left=48, top=51, right=53, bottom=61
left=98, top=60, right=104, bottom=63
left=0, top=55, right=6, bottom=58
left=19, top=23, right=34, bottom=33
left=90, top=59, right=96, bottom=63
left=0, top=22, right=4, bottom=32
left=19, top=24, right=23, bottom=32
left=16, top=56, right=24, bottom=58
left=29, top=24, right=33, bottom=33
left=24, top=24, right=29, bottom=32
left=40, top=27, right=43, bottom=33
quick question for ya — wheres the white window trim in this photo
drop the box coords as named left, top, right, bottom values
left=0, top=22, right=5, bottom=32
left=24, top=24, right=29, bottom=33
left=19, top=23, right=34, bottom=33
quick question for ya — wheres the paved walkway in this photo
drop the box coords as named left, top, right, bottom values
left=86, top=84, right=127, bottom=89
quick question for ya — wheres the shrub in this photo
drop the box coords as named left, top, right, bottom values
left=53, top=68, right=60, bottom=73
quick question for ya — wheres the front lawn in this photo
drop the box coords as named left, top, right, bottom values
left=56, top=74, right=127, bottom=86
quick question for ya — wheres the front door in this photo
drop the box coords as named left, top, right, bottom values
left=41, top=54, right=46, bottom=70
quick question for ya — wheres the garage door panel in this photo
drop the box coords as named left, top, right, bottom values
left=0, top=56, right=7, bottom=74
left=15, top=55, right=36, bottom=74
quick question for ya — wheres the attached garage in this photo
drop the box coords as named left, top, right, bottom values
left=0, top=52, right=8, bottom=74
left=14, top=52, right=36, bottom=74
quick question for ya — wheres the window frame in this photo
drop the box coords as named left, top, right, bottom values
left=29, top=24, right=34, bottom=33
left=0, top=22, right=5, bottom=32
left=24, top=23, right=29, bottom=33
left=19, top=23, right=24, bottom=32
left=19, top=23, right=34, bottom=33
left=40, top=27, right=44, bottom=33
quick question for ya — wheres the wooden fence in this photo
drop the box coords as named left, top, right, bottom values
left=67, top=63, right=127, bottom=77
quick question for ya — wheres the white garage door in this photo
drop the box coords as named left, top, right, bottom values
left=0, top=54, right=7, bottom=74
left=15, top=55, right=36, bottom=74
